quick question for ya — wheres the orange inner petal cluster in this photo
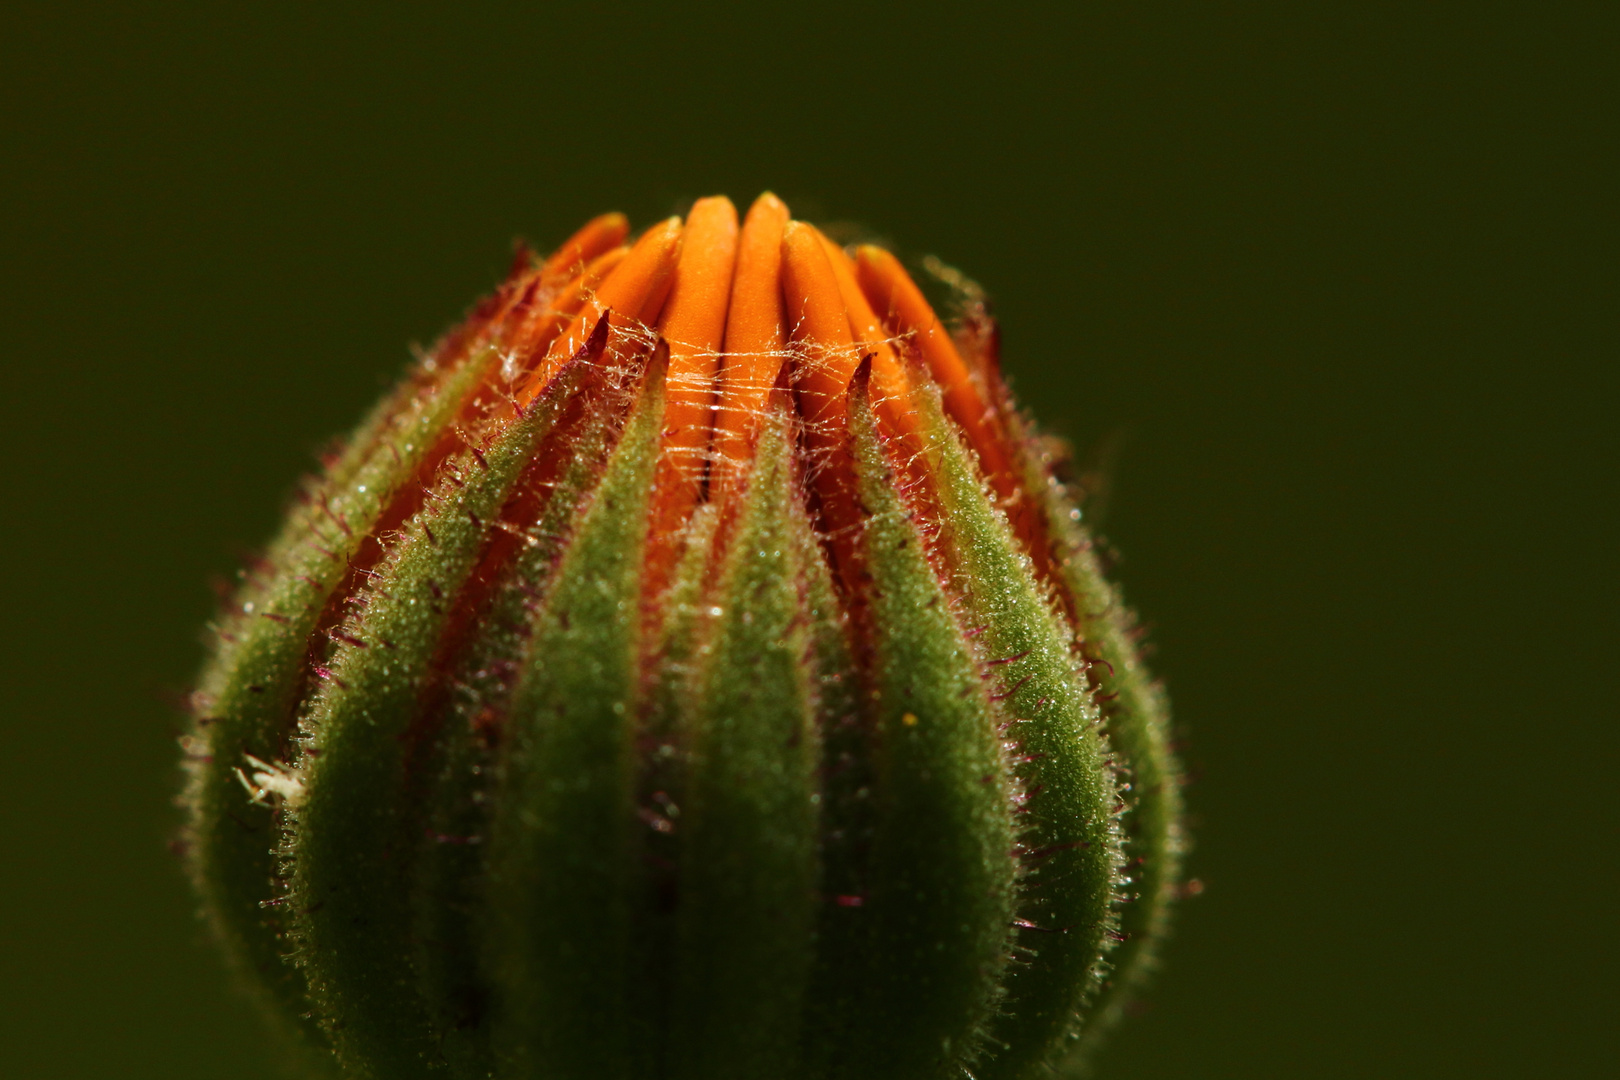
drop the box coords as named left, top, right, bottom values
left=451, top=194, right=1028, bottom=592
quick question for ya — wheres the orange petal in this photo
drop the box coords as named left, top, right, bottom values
left=642, top=197, right=740, bottom=608
left=712, top=192, right=791, bottom=502
left=812, top=230, right=923, bottom=456
left=781, top=221, right=861, bottom=431
left=449, top=250, right=628, bottom=436
left=656, top=196, right=740, bottom=500
left=508, top=245, right=630, bottom=364
left=854, top=244, right=1015, bottom=501
left=817, top=234, right=902, bottom=368
left=540, top=211, right=630, bottom=285
left=516, top=217, right=685, bottom=410
left=780, top=221, right=868, bottom=580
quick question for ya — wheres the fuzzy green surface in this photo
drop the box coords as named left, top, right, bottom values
left=807, top=370, right=1018, bottom=1080
left=628, top=499, right=722, bottom=1077
left=185, top=337, right=1171, bottom=1080
left=667, top=411, right=822, bottom=1080
left=185, top=350, right=492, bottom=1059
left=908, top=382, right=1126, bottom=1080
left=412, top=404, right=622, bottom=1077
left=285, top=358, right=589, bottom=1078
left=1028, top=436, right=1183, bottom=1072
left=486, top=356, right=666, bottom=1080
left=791, top=425, right=870, bottom=1078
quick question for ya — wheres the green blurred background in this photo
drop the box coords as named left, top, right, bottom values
left=2, top=3, right=1614, bottom=1077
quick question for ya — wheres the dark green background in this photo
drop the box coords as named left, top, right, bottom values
left=2, top=4, right=1614, bottom=1077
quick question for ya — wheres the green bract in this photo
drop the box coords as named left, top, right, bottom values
left=181, top=197, right=1183, bottom=1080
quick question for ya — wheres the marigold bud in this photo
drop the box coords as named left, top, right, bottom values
left=182, top=193, right=1184, bottom=1080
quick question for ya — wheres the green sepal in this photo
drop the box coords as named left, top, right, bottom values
left=412, top=402, right=623, bottom=1077
left=810, top=362, right=1017, bottom=1080
left=486, top=346, right=667, bottom=1080
left=667, top=404, right=822, bottom=1080
left=793, top=408, right=873, bottom=1078
left=184, top=348, right=494, bottom=1055
left=629, top=496, right=722, bottom=1079
left=283, top=342, right=598, bottom=1079
left=905, top=378, right=1126, bottom=1079
left=1018, top=429, right=1184, bottom=1073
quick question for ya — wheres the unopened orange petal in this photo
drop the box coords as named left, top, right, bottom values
left=817, top=234, right=900, bottom=368
left=642, top=197, right=740, bottom=606
left=517, top=217, right=684, bottom=409
left=712, top=192, right=791, bottom=501
left=780, top=221, right=868, bottom=578
left=656, top=196, right=740, bottom=498
left=781, top=222, right=862, bottom=431
left=812, top=231, right=922, bottom=452
left=509, top=245, right=630, bottom=364
left=541, top=211, right=630, bottom=284
left=854, top=244, right=1015, bottom=499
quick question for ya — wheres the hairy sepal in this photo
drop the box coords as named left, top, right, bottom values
left=486, top=346, right=667, bottom=1080
left=905, top=378, right=1126, bottom=1079
left=283, top=342, right=598, bottom=1079
left=411, top=401, right=624, bottom=1077
left=184, top=348, right=493, bottom=1055
left=1019, top=427, right=1184, bottom=1073
left=667, top=404, right=822, bottom=1080
left=808, top=363, right=1017, bottom=1080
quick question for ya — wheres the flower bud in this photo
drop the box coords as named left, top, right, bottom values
left=182, top=194, right=1183, bottom=1080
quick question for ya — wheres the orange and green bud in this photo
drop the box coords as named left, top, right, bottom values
left=181, top=194, right=1184, bottom=1080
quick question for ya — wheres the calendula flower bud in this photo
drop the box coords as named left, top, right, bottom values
left=182, top=194, right=1184, bottom=1080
